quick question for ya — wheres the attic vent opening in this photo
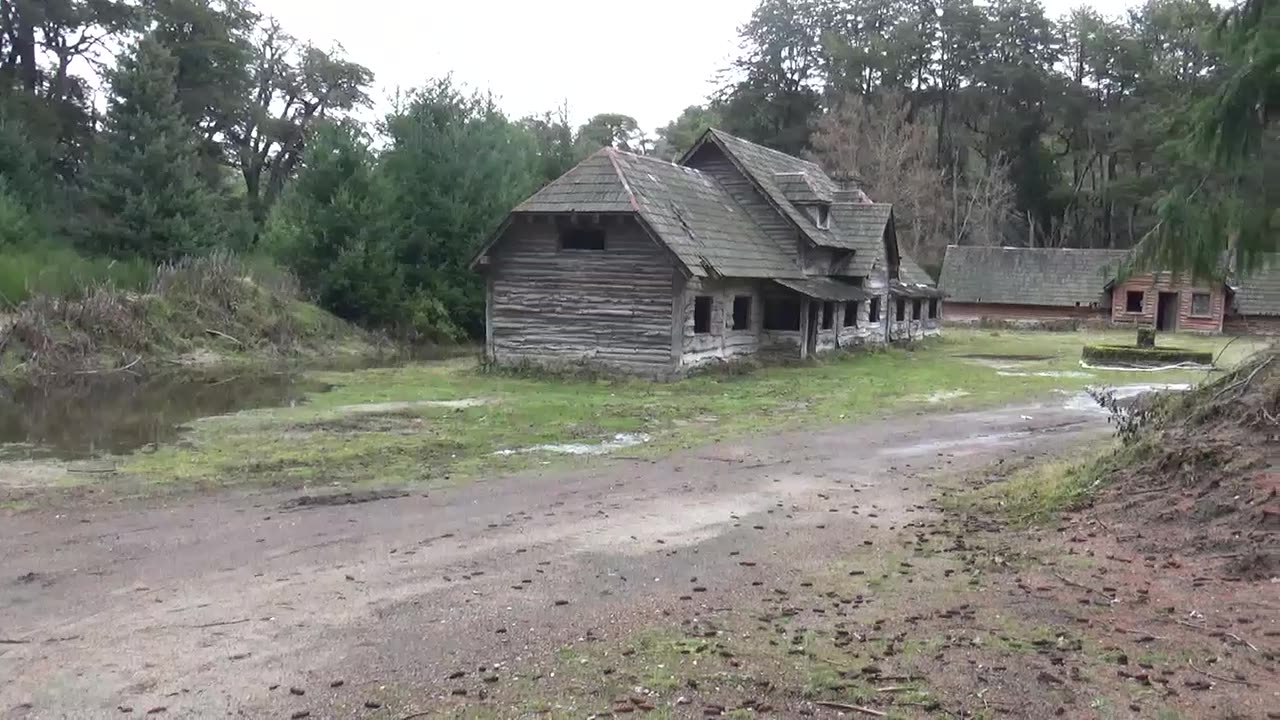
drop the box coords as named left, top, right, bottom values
left=560, top=227, right=605, bottom=250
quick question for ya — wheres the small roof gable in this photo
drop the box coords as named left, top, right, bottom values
left=608, top=150, right=802, bottom=279
left=695, top=130, right=845, bottom=246
left=830, top=203, right=893, bottom=260
left=773, top=172, right=832, bottom=205
left=939, top=246, right=1129, bottom=307
left=1233, top=254, right=1280, bottom=316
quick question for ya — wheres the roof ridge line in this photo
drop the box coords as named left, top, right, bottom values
left=603, top=147, right=642, bottom=215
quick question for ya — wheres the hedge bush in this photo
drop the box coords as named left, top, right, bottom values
left=1082, top=344, right=1213, bottom=367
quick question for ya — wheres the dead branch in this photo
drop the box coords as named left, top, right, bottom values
left=189, top=618, right=251, bottom=629
left=1224, top=631, right=1259, bottom=652
left=876, top=685, right=913, bottom=692
left=815, top=701, right=886, bottom=717
left=0, top=638, right=31, bottom=644
left=1187, top=659, right=1257, bottom=687
left=71, top=356, right=141, bottom=375
left=1213, top=356, right=1273, bottom=401
left=204, top=328, right=245, bottom=346
left=1053, top=571, right=1106, bottom=597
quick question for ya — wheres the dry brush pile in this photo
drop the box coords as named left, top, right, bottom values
left=0, top=253, right=358, bottom=377
left=1094, top=349, right=1280, bottom=578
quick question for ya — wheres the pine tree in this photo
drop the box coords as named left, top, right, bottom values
left=83, top=34, right=217, bottom=262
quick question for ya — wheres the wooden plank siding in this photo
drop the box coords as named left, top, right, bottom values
left=944, top=302, right=1110, bottom=325
left=486, top=216, right=679, bottom=373
left=684, top=143, right=803, bottom=269
left=1224, top=314, right=1280, bottom=336
left=680, top=278, right=764, bottom=368
left=1109, top=273, right=1225, bottom=334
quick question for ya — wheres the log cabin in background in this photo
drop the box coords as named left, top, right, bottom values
left=472, top=129, right=941, bottom=377
left=938, top=246, right=1280, bottom=334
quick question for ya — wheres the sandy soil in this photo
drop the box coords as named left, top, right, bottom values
left=0, top=399, right=1116, bottom=719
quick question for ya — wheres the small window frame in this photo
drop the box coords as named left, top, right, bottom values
left=912, top=298, right=923, bottom=320
left=896, top=297, right=907, bottom=322
left=928, top=298, right=939, bottom=319
left=693, top=296, right=713, bottom=335
left=815, top=204, right=831, bottom=230
left=731, top=295, right=752, bottom=331
left=821, top=301, right=834, bottom=330
left=1125, top=290, right=1144, bottom=314
left=869, top=297, right=881, bottom=323
left=843, top=300, right=858, bottom=327
left=1189, top=292, right=1212, bottom=318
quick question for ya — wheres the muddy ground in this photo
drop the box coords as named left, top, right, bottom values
left=2, top=400, right=1274, bottom=719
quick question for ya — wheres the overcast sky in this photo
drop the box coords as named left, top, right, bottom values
left=262, top=0, right=1134, bottom=134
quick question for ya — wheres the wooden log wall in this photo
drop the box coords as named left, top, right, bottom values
left=1109, top=273, right=1225, bottom=334
left=680, top=278, right=765, bottom=368
left=486, top=215, right=678, bottom=372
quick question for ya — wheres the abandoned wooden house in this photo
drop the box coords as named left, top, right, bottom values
left=938, top=246, right=1280, bottom=334
left=471, top=129, right=941, bottom=375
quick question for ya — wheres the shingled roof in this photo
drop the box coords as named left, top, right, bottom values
left=773, top=172, right=832, bottom=205
left=1233, top=254, right=1280, bottom=316
left=831, top=203, right=893, bottom=264
left=939, top=246, right=1128, bottom=307
left=513, top=147, right=801, bottom=279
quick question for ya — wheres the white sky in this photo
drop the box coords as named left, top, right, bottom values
left=262, top=0, right=1133, bottom=134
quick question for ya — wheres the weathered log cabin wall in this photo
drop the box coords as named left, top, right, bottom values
left=1109, top=273, right=1225, bottom=333
left=485, top=215, right=678, bottom=373
left=887, top=295, right=943, bottom=341
left=680, top=277, right=764, bottom=368
left=943, top=302, right=1110, bottom=326
left=1224, top=314, right=1280, bottom=335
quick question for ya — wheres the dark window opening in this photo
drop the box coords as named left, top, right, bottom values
left=1190, top=292, right=1211, bottom=317
left=559, top=227, right=605, bottom=250
left=843, top=301, right=858, bottom=327
left=763, top=298, right=802, bottom=331
left=869, top=297, right=880, bottom=323
left=896, top=298, right=906, bottom=321
left=821, top=301, right=834, bottom=329
left=928, top=298, right=938, bottom=319
left=912, top=298, right=923, bottom=320
left=1125, top=290, right=1144, bottom=313
left=731, top=295, right=752, bottom=330
left=816, top=204, right=830, bottom=229
left=693, top=296, right=713, bottom=334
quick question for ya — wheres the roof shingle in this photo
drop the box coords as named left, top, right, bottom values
left=939, top=246, right=1128, bottom=307
left=1234, top=254, right=1280, bottom=316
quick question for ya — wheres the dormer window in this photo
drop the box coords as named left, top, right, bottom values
left=815, top=203, right=830, bottom=229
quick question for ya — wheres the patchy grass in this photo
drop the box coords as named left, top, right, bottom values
left=950, top=455, right=1111, bottom=525
left=45, top=328, right=1266, bottom=496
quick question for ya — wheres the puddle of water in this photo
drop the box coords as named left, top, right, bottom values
left=0, top=372, right=332, bottom=460
left=1062, top=383, right=1191, bottom=413
left=909, top=389, right=972, bottom=403
left=494, top=432, right=652, bottom=457
left=997, top=370, right=1094, bottom=378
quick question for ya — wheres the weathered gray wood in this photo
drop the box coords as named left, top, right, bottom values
left=487, top=217, right=677, bottom=372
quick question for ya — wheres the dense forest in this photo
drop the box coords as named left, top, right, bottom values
left=0, top=0, right=1274, bottom=342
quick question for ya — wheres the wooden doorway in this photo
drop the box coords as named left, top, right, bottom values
left=1157, top=292, right=1179, bottom=331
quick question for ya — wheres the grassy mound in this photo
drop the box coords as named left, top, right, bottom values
left=1082, top=343, right=1213, bottom=366
left=0, top=253, right=368, bottom=377
left=1091, top=351, right=1279, bottom=578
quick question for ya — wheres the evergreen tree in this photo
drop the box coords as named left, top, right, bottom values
left=83, top=34, right=218, bottom=261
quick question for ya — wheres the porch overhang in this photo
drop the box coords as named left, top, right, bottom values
left=774, top=277, right=869, bottom=301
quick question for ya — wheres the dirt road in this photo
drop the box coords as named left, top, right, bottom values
left=1, top=401, right=1107, bottom=719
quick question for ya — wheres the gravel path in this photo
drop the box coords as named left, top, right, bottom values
left=0, top=401, right=1107, bottom=719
